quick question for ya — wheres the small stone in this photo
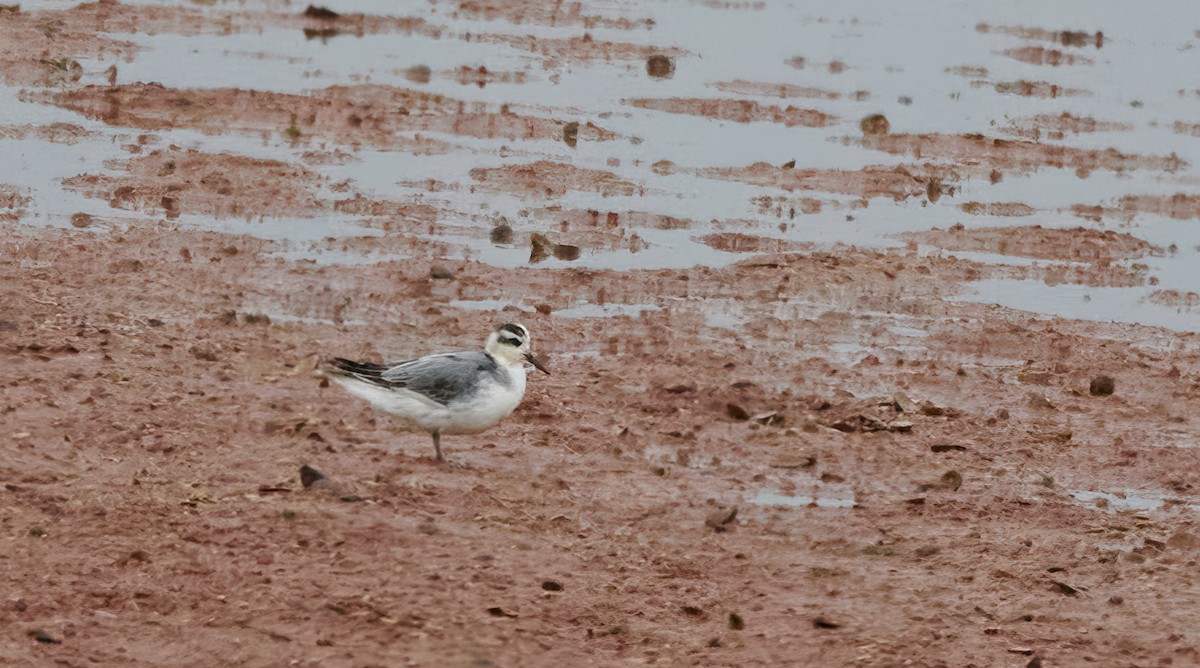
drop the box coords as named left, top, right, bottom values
left=429, top=266, right=454, bottom=280
left=918, top=402, right=946, bottom=416
left=893, top=391, right=919, bottom=413
left=30, top=629, right=61, bottom=644
left=303, top=5, right=341, bottom=19
left=812, top=617, right=840, bottom=629
left=70, top=212, right=93, bottom=228
left=562, top=122, right=579, bottom=147
left=490, top=223, right=514, bottom=244
left=288, top=353, right=320, bottom=376
left=1028, top=392, right=1055, bottom=409
left=1167, top=531, right=1198, bottom=550
left=646, top=54, right=674, bottom=79
left=299, top=465, right=326, bottom=489
left=541, top=581, right=563, bottom=591
left=831, top=414, right=887, bottom=432
left=1107, top=595, right=1124, bottom=605
left=404, top=64, right=431, bottom=84
left=529, top=233, right=554, bottom=263
left=860, top=113, right=890, bottom=136
left=1050, top=580, right=1082, bottom=596
left=705, top=505, right=738, bottom=532
left=1089, top=375, right=1115, bottom=396
left=727, top=612, right=745, bottom=630
left=552, top=244, right=581, bottom=261
left=486, top=607, right=518, bottom=618
left=770, top=453, right=816, bottom=469
left=108, top=259, right=144, bottom=274
left=941, top=470, right=963, bottom=491
left=751, top=411, right=783, bottom=426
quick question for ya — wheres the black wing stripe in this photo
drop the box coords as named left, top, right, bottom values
left=328, top=358, right=405, bottom=388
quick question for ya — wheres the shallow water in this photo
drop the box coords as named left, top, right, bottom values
left=1067, top=488, right=1200, bottom=514
left=746, top=490, right=856, bottom=509
left=5, top=0, right=1200, bottom=330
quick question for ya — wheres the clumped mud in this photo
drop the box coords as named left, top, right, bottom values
left=63, top=148, right=329, bottom=218
left=630, top=98, right=833, bottom=127
left=959, top=201, right=1036, bottom=217
left=0, top=183, right=29, bottom=221
left=469, top=161, right=640, bottom=197
left=56, top=0, right=436, bottom=40
left=858, top=132, right=1185, bottom=176
left=1072, top=193, right=1200, bottom=223
left=711, top=80, right=843, bottom=100
left=999, top=47, right=1094, bottom=66
left=976, top=24, right=1105, bottom=49
left=1115, top=193, right=1200, bottom=220
left=975, top=79, right=1091, bottom=98
left=698, top=232, right=812, bottom=253
left=0, top=123, right=94, bottom=145
left=0, top=1, right=437, bottom=87
left=38, top=83, right=614, bottom=147
left=694, top=162, right=954, bottom=200
left=1001, top=112, right=1132, bottom=140
left=528, top=207, right=693, bottom=231
left=447, top=0, right=654, bottom=30
left=474, top=34, right=686, bottom=63
left=444, top=65, right=530, bottom=88
left=1148, top=289, right=1200, bottom=311
left=901, top=224, right=1160, bottom=264
left=0, top=7, right=134, bottom=86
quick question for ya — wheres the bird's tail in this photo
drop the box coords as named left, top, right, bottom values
left=323, top=357, right=390, bottom=385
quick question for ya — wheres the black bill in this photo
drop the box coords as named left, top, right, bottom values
left=525, top=352, right=551, bottom=374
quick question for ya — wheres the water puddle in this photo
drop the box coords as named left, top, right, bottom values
left=553, top=303, right=662, bottom=319
left=747, top=490, right=856, bottom=509
left=1069, top=489, right=1200, bottom=513
left=6, top=0, right=1200, bottom=331
left=643, top=444, right=720, bottom=469
left=448, top=299, right=535, bottom=313
left=953, top=279, right=1200, bottom=333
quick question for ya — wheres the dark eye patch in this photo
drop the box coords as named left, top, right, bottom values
left=500, top=323, right=526, bottom=338
left=499, top=335, right=523, bottom=347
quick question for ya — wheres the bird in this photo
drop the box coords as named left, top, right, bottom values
left=323, top=323, right=550, bottom=463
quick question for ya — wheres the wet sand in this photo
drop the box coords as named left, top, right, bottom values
left=4, top=1, right=1200, bottom=667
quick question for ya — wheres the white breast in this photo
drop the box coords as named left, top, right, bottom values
left=441, top=364, right=527, bottom=434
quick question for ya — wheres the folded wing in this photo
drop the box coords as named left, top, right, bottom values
left=329, top=352, right=498, bottom=406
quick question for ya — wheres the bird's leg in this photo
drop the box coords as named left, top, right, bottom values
left=432, top=429, right=444, bottom=463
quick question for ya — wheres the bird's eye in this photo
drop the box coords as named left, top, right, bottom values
left=500, top=336, right=523, bottom=347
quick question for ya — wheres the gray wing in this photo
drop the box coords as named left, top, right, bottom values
left=380, top=351, right=504, bottom=405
